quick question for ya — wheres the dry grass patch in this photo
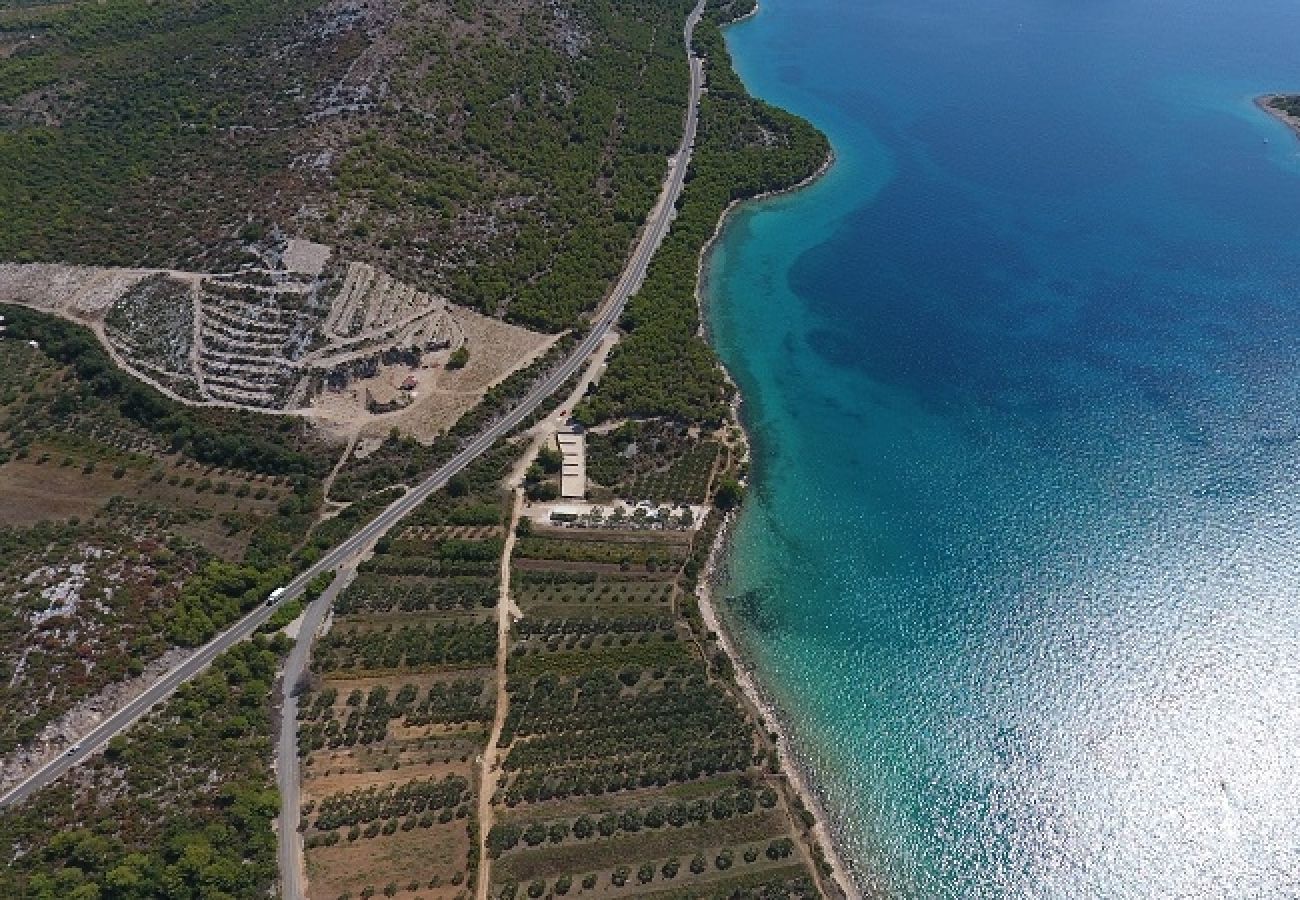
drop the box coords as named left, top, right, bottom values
left=304, top=735, right=483, bottom=793
left=0, top=456, right=126, bottom=525
left=0, top=444, right=286, bottom=556
left=305, top=819, right=473, bottom=900
left=331, top=610, right=495, bottom=632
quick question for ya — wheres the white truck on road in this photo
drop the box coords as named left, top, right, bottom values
left=265, top=587, right=286, bottom=607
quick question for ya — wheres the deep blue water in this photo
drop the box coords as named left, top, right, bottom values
left=704, top=0, right=1300, bottom=896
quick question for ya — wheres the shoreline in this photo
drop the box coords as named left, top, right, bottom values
left=694, top=145, right=836, bottom=342
left=689, top=131, right=861, bottom=893
left=1255, top=93, right=1300, bottom=141
left=696, top=509, right=867, bottom=900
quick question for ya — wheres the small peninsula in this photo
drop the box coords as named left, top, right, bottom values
left=1256, top=93, right=1300, bottom=139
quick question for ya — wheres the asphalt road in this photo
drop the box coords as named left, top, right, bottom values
left=0, top=0, right=706, bottom=818
left=276, top=567, right=355, bottom=900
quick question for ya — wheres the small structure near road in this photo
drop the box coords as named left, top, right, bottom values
left=556, top=429, right=586, bottom=499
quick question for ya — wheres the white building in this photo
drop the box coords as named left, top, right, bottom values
left=555, top=429, right=586, bottom=499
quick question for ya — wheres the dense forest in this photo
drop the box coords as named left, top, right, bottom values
left=576, top=5, right=830, bottom=425
left=0, top=0, right=699, bottom=330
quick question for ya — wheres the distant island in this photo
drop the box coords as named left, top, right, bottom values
left=1256, top=94, right=1300, bottom=139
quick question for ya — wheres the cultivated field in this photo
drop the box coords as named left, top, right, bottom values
left=296, top=447, right=519, bottom=900
left=475, top=441, right=831, bottom=900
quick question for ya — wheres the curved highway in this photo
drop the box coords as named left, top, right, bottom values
left=0, top=0, right=707, bottom=822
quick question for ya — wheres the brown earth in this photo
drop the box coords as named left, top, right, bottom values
left=305, top=821, right=472, bottom=900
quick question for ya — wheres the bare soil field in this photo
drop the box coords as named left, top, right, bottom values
left=305, top=749, right=477, bottom=795
left=325, top=310, right=558, bottom=445
left=529, top=527, right=695, bottom=546
left=329, top=610, right=494, bottom=632
left=511, top=559, right=681, bottom=577
left=306, top=820, right=473, bottom=900
left=0, top=441, right=288, bottom=555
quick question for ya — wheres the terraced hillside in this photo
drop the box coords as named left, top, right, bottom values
left=0, top=254, right=550, bottom=423
left=1, top=0, right=698, bottom=330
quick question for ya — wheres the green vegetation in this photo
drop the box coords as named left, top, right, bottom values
left=0, top=637, right=288, bottom=899
left=2, top=306, right=328, bottom=477
left=577, top=10, right=829, bottom=424
left=515, top=535, right=687, bottom=568
left=0, top=317, right=328, bottom=751
left=312, top=619, right=496, bottom=673
left=166, top=561, right=289, bottom=646
left=0, top=0, right=702, bottom=331
left=299, top=679, right=492, bottom=755
left=296, top=445, right=515, bottom=898
left=0, top=0, right=351, bottom=268
left=335, top=573, right=499, bottom=615
left=1267, top=94, right=1300, bottom=118
left=713, top=476, right=745, bottom=510
left=588, top=419, right=723, bottom=502
left=332, top=336, right=576, bottom=501
left=311, top=774, right=470, bottom=831
left=0, top=508, right=207, bottom=752
left=333, top=0, right=696, bottom=328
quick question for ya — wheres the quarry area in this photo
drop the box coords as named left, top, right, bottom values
left=0, top=238, right=555, bottom=441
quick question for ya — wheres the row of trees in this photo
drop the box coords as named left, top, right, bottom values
left=488, top=784, right=779, bottom=855
left=312, top=620, right=497, bottom=673
left=503, top=840, right=800, bottom=899
left=334, top=573, right=499, bottom=615
left=312, top=775, right=470, bottom=831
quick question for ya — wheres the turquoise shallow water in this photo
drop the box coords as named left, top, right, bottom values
left=704, top=0, right=1300, bottom=896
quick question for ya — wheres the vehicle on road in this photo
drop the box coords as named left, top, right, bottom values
left=265, top=587, right=286, bottom=607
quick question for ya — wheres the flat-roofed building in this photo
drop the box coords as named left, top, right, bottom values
left=556, top=429, right=586, bottom=499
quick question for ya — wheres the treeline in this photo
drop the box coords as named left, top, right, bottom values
left=487, top=784, right=779, bottom=856
left=576, top=14, right=829, bottom=425
left=313, top=621, right=497, bottom=673
left=2, top=305, right=329, bottom=477
left=0, top=638, right=287, bottom=900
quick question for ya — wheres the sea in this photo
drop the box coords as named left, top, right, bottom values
left=702, top=0, right=1300, bottom=897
